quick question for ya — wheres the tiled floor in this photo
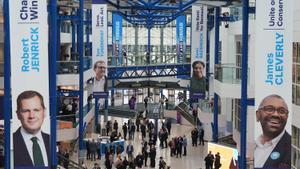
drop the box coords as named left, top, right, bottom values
left=72, top=118, right=208, bottom=169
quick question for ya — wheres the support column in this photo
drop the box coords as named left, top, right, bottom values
left=3, top=0, right=11, bottom=168
left=239, top=0, right=249, bottom=168
left=213, top=7, right=220, bottom=143
left=134, top=27, right=139, bottom=64
left=78, top=0, right=85, bottom=163
left=160, top=27, right=164, bottom=63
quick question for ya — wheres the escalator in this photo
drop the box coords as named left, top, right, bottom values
left=175, top=102, right=196, bottom=125
left=57, top=153, right=85, bottom=169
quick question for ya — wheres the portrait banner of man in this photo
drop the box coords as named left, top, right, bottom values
left=13, top=91, right=50, bottom=168
left=9, top=0, right=50, bottom=168
left=254, top=0, right=293, bottom=168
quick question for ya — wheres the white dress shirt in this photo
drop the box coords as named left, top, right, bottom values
left=20, top=127, right=48, bottom=166
left=93, top=76, right=105, bottom=92
left=254, top=130, right=285, bottom=168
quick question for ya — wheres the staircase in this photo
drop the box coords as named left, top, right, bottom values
left=175, top=102, right=196, bottom=125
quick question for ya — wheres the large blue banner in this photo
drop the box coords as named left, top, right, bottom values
left=176, top=15, right=187, bottom=78
left=112, top=13, right=123, bottom=66
left=0, top=96, right=3, bottom=120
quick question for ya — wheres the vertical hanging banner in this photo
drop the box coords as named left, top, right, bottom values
left=254, top=0, right=293, bottom=168
left=191, top=5, right=207, bottom=75
left=9, top=0, right=50, bottom=168
left=92, top=1, right=108, bottom=97
left=176, top=15, right=186, bottom=78
left=112, top=13, right=123, bottom=66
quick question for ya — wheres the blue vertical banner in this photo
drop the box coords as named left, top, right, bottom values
left=0, top=96, right=3, bottom=120
left=112, top=13, right=123, bottom=66
left=176, top=15, right=187, bottom=78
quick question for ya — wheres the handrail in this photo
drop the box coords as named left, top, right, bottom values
left=57, top=153, right=85, bottom=169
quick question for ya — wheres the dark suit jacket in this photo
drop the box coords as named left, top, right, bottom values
left=256, top=131, right=291, bottom=169
left=13, top=127, right=50, bottom=168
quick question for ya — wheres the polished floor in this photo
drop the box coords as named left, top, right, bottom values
left=71, top=118, right=209, bottom=169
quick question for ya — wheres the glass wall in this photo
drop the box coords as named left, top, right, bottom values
left=292, top=126, right=300, bottom=169
left=107, top=13, right=191, bottom=66
left=293, top=43, right=300, bottom=106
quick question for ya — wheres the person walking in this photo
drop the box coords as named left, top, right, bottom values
left=135, top=153, right=144, bottom=169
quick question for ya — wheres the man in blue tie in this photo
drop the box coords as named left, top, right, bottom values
left=13, top=90, right=50, bottom=168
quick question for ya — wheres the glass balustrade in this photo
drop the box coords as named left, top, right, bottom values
left=57, top=56, right=92, bottom=74
left=215, top=64, right=249, bottom=84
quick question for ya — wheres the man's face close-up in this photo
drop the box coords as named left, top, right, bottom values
left=256, top=97, right=288, bottom=139
left=193, top=63, right=204, bottom=79
left=94, top=62, right=106, bottom=79
left=17, top=96, right=45, bottom=135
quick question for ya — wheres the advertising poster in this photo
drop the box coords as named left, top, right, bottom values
left=9, top=0, right=50, bottom=167
left=112, top=12, right=123, bottom=66
left=92, top=2, right=108, bottom=96
left=191, top=5, right=207, bottom=75
left=190, top=5, right=207, bottom=100
left=254, top=0, right=293, bottom=168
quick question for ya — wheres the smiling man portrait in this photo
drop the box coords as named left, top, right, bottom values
left=254, top=94, right=291, bottom=169
left=13, top=90, right=50, bottom=167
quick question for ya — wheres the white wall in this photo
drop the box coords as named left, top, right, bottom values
left=293, top=0, right=300, bottom=42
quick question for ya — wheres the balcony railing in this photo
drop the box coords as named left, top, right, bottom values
left=57, top=56, right=92, bottom=74
left=215, top=64, right=249, bottom=84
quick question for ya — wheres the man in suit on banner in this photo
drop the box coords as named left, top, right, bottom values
left=13, top=90, right=50, bottom=167
left=254, top=94, right=291, bottom=168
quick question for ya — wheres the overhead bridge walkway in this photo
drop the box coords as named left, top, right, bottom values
left=99, top=103, right=165, bottom=119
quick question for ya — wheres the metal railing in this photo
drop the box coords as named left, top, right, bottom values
left=215, top=64, right=249, bottom=84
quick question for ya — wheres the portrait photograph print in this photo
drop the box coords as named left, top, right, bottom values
left=254, top=94, right=291, bottom=169
left=93, top=59, right=108, bottom=93
left=13, top=90, right=50, bottom=168
left=190, top=60, right=207, bottom=100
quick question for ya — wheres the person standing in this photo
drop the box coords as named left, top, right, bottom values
left=191, top=128, right=199, bottom=147
left=149, top=145, right=156, bottom=168
left=166, top=120, right=171, bottom=135
left=204, top=151, right=214, bottom=169
left=135, top=153, right=144, bottom=169
left=214, top=152, right=222, bottom=169
left=113, top=120, right=119, bottom=133
left=126, top=142, right=134, bottom=161
left=182, top=135, right=187, bottom=156
left=141, top=123, right=146, bottom=139
left=199, top=128, right=205, bottom=146
left=122, top=123, right=128, bottom=140
left=142, top=142, right=149, bottom=167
